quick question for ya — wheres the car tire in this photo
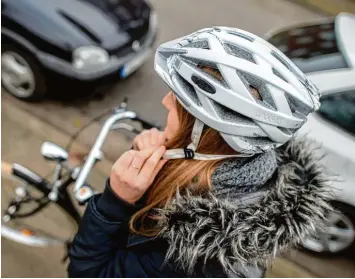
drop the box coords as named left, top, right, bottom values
left=301, top=201, right=355, bottom=256
left=1, top=44, right=47, bottom=101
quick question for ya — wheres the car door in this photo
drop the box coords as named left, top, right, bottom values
left=301, top=90, right=355, bottom=207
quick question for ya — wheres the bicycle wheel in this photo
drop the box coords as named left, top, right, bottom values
left=1, top=161, right=79, bottom=247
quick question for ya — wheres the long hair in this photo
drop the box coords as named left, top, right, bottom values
left=129, top=100, right=236, bottom=236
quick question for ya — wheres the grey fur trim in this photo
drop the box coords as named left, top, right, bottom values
left=156, top=137, right=334, bottom=275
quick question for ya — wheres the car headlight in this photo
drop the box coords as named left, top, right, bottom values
left=73, top=46, right=109, bottom=71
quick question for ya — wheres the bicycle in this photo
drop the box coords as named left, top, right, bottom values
left=1, top=99, right=158, bottom=260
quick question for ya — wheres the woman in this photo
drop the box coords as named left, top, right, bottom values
left=68, top=27, right=332, bottom=277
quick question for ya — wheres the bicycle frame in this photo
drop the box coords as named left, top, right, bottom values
left=1, top=163, right=81, bottom=247
left=4, top=105, right=145, bottom=248
left=6, top=163, right=81, bottom=224
left=2, top=103, right=158, bottom=243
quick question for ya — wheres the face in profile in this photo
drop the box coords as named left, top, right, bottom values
left=162, top=91, right=180, bottom=140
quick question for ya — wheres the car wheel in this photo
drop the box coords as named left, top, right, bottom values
left=1, top=44, right=47, bottom=101
left=301, top=202, right=355, bottom=255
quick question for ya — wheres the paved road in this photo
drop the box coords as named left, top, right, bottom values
left=2, top=0, right=354, bottom=277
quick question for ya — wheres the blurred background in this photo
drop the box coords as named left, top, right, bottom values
left=1, top=0, right=354, bottom=277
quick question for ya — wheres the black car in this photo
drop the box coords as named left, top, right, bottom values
left=1, top=0, right=157, bottom=101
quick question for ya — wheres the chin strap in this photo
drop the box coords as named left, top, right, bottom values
left=163, top=119, right=253, bottom=160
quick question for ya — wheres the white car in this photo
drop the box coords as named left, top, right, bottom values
left=265, top=13, right=355, bottom=255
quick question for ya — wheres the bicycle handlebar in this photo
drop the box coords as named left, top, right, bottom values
left=73, top=110, right=137, bottom=195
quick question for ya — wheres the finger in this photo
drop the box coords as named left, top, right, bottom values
left=158, top=132, right=166, bottom=146
left=141, top=130, right=150, bottom=148
left=131, top=148, right=156, bottom=167
left=138, top=146, right=166, bottom=181
left=135, top=137, right=144, bottom=151
left=148, top=159, right=168, bottom=185
left=114, top=150, right=135, bottom=170
left=125, top=148, right=156, bottom=179
left=130, top=152, right=146, bottom=172
left=150, top=128, right=159, bottom=146
left=133, top=136, right=139, bottom=150
left=134, top=131, right=147, bottom=150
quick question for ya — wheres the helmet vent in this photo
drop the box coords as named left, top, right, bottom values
left=185, top=40, right=210, bottom=49
left=183, top=58, right=230, bottom=88
left=212, top=100, right=254, bottom=125
left=272, top=52, right=309, bottom=86
left=277, top=127, right=292, bottom=135
left=175, top=73, right=202, bottom=106
left=198, top=65, right=229, bottom=88
left=271, top=51, right=290, bottom=70
left=226, top=30, right=254, bottom=42
left=237, top=70, right=277, bottom=110
left=243, top=136, right=275, bottom=147
left=285, top=93, right=313, bottom=117
left=191, top=75, right=216, bottom=94
left=183, top=57, right=218, bottom=70
left=272, top=68, right=288, bottom=83
left=224, top=44, right=256, bottom=64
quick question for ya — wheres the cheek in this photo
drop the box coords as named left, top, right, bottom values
left=165, top=107, right=180, bottom=139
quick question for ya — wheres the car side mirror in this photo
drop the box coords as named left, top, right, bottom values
left=41, top=142, right=68, bottom=162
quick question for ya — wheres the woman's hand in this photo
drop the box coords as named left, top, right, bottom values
left=110, top=146, right=168, bottom=204
left=133, top=128, right=166, bottom=151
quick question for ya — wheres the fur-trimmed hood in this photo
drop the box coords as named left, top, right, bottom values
left=157, top=138, right=333, bottom=276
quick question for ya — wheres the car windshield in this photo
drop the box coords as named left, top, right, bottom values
left=267, top=22, right=349, bottom=73
left=83, top=0, right=147, bottom=21
left=318, top=90, right=355, bottom=136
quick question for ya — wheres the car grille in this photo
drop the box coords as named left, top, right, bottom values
left=111, top=31, right=150, bottom=58
left=115, top=45, right=134, bottom=57
left=128, top=23, right=149, bottom=41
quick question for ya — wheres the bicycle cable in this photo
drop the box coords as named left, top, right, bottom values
left=65, top=108, right=114, bottom=154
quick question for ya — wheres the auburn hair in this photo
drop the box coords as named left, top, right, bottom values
left=129, top=96, right=237, bottom=236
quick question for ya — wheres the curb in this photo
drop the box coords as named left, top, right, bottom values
left=266, top=257, right=316, bottom=278
left=290, top=0, right=355, bottom=15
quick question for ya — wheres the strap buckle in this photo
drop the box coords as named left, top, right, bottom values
left=184, top=148, right=195, bottom=159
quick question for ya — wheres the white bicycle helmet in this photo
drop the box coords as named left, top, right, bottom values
left=154, top=27, right=321, bottom=160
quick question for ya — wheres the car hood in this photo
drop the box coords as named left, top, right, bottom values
left=6, top=0, right=150, bottom=51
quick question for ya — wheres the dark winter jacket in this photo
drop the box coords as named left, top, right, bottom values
left=68, top=138, right=332, bottom=277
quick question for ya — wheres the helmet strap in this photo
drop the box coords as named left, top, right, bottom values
left=163, top=119, right=253, bottom=160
